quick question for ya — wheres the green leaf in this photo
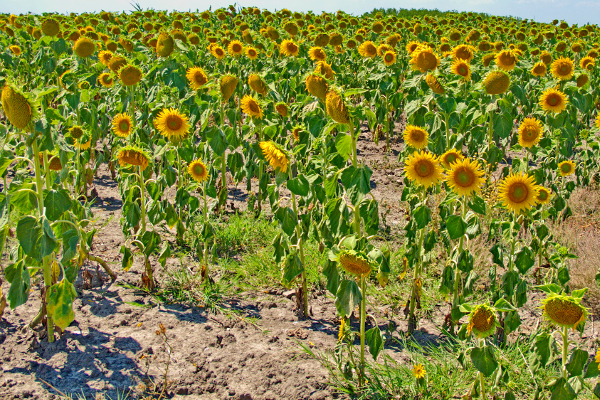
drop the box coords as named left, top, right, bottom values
left=0, top=193, right=9, bottom=229
left=515, top=248, right=535, bottom=274
left=158, top=242, right=171, bottom=268
left=335, top=279, right=362, bottom=317
left=551, top=378, right=576, bottom=400
left=335, top=133, right=352, bottom=161
left=61, top=229, right=79, bottom=264
left=566, top=349, right=589, bottom=377
left=17, top=216, right=43, bottom=262
left=536, top=283, right=562, bottom=294
left=412, top=205, right=431, bottom=230
left=493, top=112, right=513, bottom=139
left=323, top=259, right=340, bottom=295
left=5, top=260, right=30, bottom=308
left=340, top=166, right=372, bottom=206
left=494, top=298, right=516, bottom=312
left=282, top=251, right=304, bottom=285
left=275, top=207, right=297, bottom=237
left=365, top=326, right=384, bottom=360
left=287, top=174, right=310, bottom=197
left=120, top=245, right=133, bottom=271
left=446, top=215, right=467, bottom=240
left=208, top=128, right=227, bottom=156
left=585, top=361, right=600, bottom=379
left=594, top=382, right=600, bottom=399
left=43, top=189, right=72, bottom=221
left=46, top=279, right=77, bottom=331
left=529, top=332, right=552, bottom=370
left=468, top=195, right=486, bottom=215
left=470, top=346, right=498, bottom=377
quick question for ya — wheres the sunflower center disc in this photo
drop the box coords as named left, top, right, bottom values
left=411, top=132, right=424, bottom=143
left=193, top=165, right=204, bottom=175
left=561, top=164, right=571, bottom=173
left=548, top=95, right=558, bottom=105
left=455, top=169, right=474, bottom=187
left=445, top=155, right=457, bottom=165
left=524, top=129, right=537, bottom=141
left=168, top=118, right=181, bottom=130
left=538, top=190, right=548, bottom=201
left=416, top=161, right=433, bottom=177
left=510, top=183, right=528, bottom=203
left=119, top=122, right=129, bottom=132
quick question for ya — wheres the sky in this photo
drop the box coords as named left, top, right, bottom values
left=1, top=0, right=599, bottom=26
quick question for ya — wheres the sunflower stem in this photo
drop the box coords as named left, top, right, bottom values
left=359, top=275, right=366, bottom=386
left=202, top=182, right=209, bottom=277
left=479, top=338, right=487, bottom=399
left=138, top=166, right=147, bottom=235
left=562, top=325, right=569, bottom=380
left=219, top=101, right=228, bottom=210
left=350, top=120, right=361, bottom=237
left=452, top=198, right=467, bottom=320
left=409, top=193, right=427, bottom=334
left=290, top=166, right=309, bottom=318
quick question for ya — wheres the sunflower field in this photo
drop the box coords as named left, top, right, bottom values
left=1, top=5, right=600, bottom=399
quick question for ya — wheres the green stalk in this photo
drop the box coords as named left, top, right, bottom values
left=385, top=97, right=391, bottom=153
left=32, top=139, right=54, bottom=343
left=202, top=182, right=209, bottom=276
left=409, top=218, right=426, bottom=334
left=479, top=339, right=487, bottom=399
left=350, top=120, right=361, bottom=236
left=359, top=275, right=367, bottom=385
left=452, top=199, right=467, bottom=313
left=219, top=102, right=228, bottom=210
left=562, top=325, right=569, bottom=380
left=138, top=166, right=147, bottom=235
left=444, top=112, right=450, bottom=150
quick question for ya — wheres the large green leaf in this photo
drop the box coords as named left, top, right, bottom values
left=275, top=207, right=297, bottom=237
left=446, top=215, right=467, bottom=240
left=287, top=174, right=310, bottom=197
left=515, top=248, right=535, bottom=274
left=365, top=326, right=383, bottom=360
left=17, top=216, right=43, bottom=262
left=335, top=133, right=352, bottom=161
left=281, top=251, right=304, bottom=285
left=566, top=349, right=589, bottom=377
left=5, top=260, right=30, bottom=308
left=335, top=279, right=362, bottom=317
left=412, top=205, right=431, bottom=230
left=341, top=166, right=372, bottom=206
left=43, top=189, right=72, bottom=221
left=470, top=346, right=498, bottom=377
left=46, top=279, right=77, bottom=331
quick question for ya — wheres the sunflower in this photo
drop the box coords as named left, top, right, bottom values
left=336, top=250, right=373, bottom=277
left=275, top=102, right=288, bottom=118
left=495, top=49, right=517, bottom=71
left=314, top=61, right=335, bottom=79
left=540, top=51, right=552, bottom=65
left=227, top=40, right=244, bottom=56
left=112, top=113, right=133, bottom=138
left=530, top=62, right=547, bottom=77
left=451, top=59, right=471, bottom=81
left=467, top=304, right=497, bottom=338
left=98, top=50, right=113, bottom=66
left=68, top=125, right=84, bottom=139
left=291, top=125, right=303, bottom=142
left=596, top=114, right=600, bottom=130
left=451, top=44, right=476, bottom=62
left=445, top=158, right=484, bottom=197
left=73, top=37, right=95, bottom=58
left=309, top=46, right=326, bottom=61
left=47, top=154, right=62, bottom=171
left=403, top=125, right=429, bottom=149
left=539, top=88, right=568, bottom=113
left=558, top=160, right=576, bottom=176
left=248, top=74, right=268, bottom=95
left=580, top=56, right=595, bottom=71
left=405, top=41, right=421, bottom=54
left=259, top=141, right=289, bottom=172
left=440, top=149, right=463, bottom=169
left=358, top=40, right=377, bottom=58
left=185, top=67, right=208, bottom=90
left=383, top=50, right=396, bottom=66
left=550, top=57, right=574, bottom=80
left=305, top=74, right=328, bottom=99
left=188, top=159, right=209, bottom=183
left=9, top=45, right=21, bottom=56
left=240, top=95, right=263, bottom=119
left=154, top=108, right=190, bottom=141
left=220, top=74, right=238, bottom=102
left=211, top=45, right=226, bottom=60
left=377, top=44, right=392, bottom=56
left=542, top=293, right=587, bottom=330
left=76, top=138, right=92, bottom=151
left=412, top=364, right=426, bottom=380
left=517, top=118, right=543, bottom=148
left=325, top=90, right=350, bottom=124
left=156, top=32, right=174, bottom=57
left=42, top=18, right=60, bottom=37
left=280, top=39, right=299, bottom=57
left=498, top=172, right=539, bottom=214
left=576, top=73, right=589, bottom=88
left=536, top=186, right=552, bottom=205
left=1, top=84, right=36, bottom=131
left=404, top=151, right=443, bottom=188
left=108, top=55, right=127, bottom=73
left=118, top=65, right=142, bottom=86
left=245, top=46, right=258, bottom=59
left=483, top=71, right=510, bottom=95
left=117, top=145, right=150, bottom=171
left=425, top=74, right=445, bottom=94
left=409, top=45, right=440, bottom=73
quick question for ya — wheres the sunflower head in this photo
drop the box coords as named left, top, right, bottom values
left=241, top=95, right=264, bottom=119
left=156, top=32, right=174, bottom=57
left=73, top=37, right=96, bottom=58
left=68, top=125, right=85, bottom=140
left=188, top=159, right=209, bottom=183
left=275, top=102, right=289, bottom=118
left=259, top=141, right=289, bottom=173
left=325, top=90, right=350, bottom=124
left=536, top=186, right=552, bottom=205
left=335, top=250, right=373, bottom=277
left=403, top=125, right=429, bottom=149
left=220, top=74, right=238, bottom=102
left=117, top=145, right=150, bottom=171
left=451, top=44, right=476, bottom=62
left=245, top=46, right=258, bottom=59
left=108, top=55, right=128, bottom=73
left=358, top=40, right=377, bottom=58
left=382, top=50, right=396, bottom=66
left=47, top=154, right=63, bottom=171
left=227, top=39, right=244, bottom=56
left=576, top=73, right=589, bottom=88
left=531, top=62, right=547, bottom=77
left=425, top=74, right=445, bottom=94
left=518, top=118, right=543, bottom=148
left=248, top=74, right=268, bottom=95
left=542, top=293, right=587, bottom=330
left=558, top=160, right=576, bottom=176
left=539, top=88, right=568, bottom=114
left=451, top=59, right=471, bottom=81
left=495, top=49, right=517, bottom=71
left=550, top=57, right=574, bottom=81
left=112, top=113, right=133, bottom=138
left=405, top=41, right=421, bottom=54
left=467, top=304, right=497, bottom=338
left=154, top=108, right=190, bottom=142
left=596, top=114, right=600, bottom=130
left=185, top=67, right=208, bottom=90
left=1, top=84, right=36, bottom=131
left=404, top=151, right=443, bottom=189
left=410, top=45, right=440, bottom=73
left=580, top=56, right=595, bottom=71
left=483, top=71, right=510, bottom=95
left=305, top=74, right=328, bottom=100
left=280, top=39, right=299, bottom=57
left=498, top=172, right=539, bottom=214
left=210, top=45, right=226, bottom=60
left=412, top=364, right=426, bottom=380
left=291, top=125, right=303, bottom=142
left=98, top=50, right=113, bottom=66
left=42, top=18, right=60, bottom=37
left=314, top=61, right=335, bottom=80
left=9, top=45, right=21, bottom=56
left=309, top=46, right=327, bottom=61
left=440, top=149, right=463, bottom=169
left=118, top=65, right=143, bottom=86
left=445, top=158, right=484, bottom=197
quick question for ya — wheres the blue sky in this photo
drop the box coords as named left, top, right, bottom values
left=1, top=0, right=599, bottom=26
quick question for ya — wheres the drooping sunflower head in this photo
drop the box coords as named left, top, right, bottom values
left=535, top=186, right=552, bottom=205
left=410, top=45, right=441, bottom=73
left=467, top=304, right=497, bottom=338
left=495, top=49, right=517, bottom=71
left=403, top=125, right=429, bottom=149
left=118, top=65, right=143, bottom=86
left=275, top=102, right=289, bottom=118
left=248, top=73, right=268, bottom=95
left=540, top=51, right=552, bottom=65
left=259, top=141, right=289, bottom=173
left=425, top=74, right=445, bottom=94
left=111, top=113, right=133, bottom=138
left=47, top=153, right=63, bottom=171
left=9, top=45, right=22, bottom=56
left=451, top=59, right=471, bottom=81
left=291, top=125, right=303, bottom=142
left=241, top=95, right=264, bottom=119
left=483, top=71, right=510, bottom=95
left=220, top=74, right=238, bottom=102
left=558, top=160, right=576, bottom=176
left=482, top=53, right=495, bottom=67
left=154, top=108, right=190, bottom=141
left=542, top=293, right=587, bottom=330
left=325, top=89, right=350, bottom=124
left=76, top=137, right=92, bottom=150
left=518, top=118, right=543, bottom=148
left=404, top=151, right=443, bottom=188
left=358, top=40, right=377, bottom=58
left=227, top=39, right=244, bottom=56
left=550, top=57, right=574, bottom=81
left=498, top=172, right=539, bottom=214
left=117, top=145, right=150, bottom=171
left=531, top=61, right=547, bottom=77
left=280, top=39, right=299, bottom=57
left=382, top=50, right=397, bottom=66
left=185, top=67, right=208, bottom=90
left=539, top=88, right=568, bottom=114
left=1, top=84, right=36, bottom=131
left=156, top=32, right=174, bottom=57
left=335, top=250, right=373, bottom=277
left=313, top=61, right=334, bottom=81
left=576, top=73, right=589, bottom=88
left=440, top=148, right=463, bottom=169
left=73, top=37, right=96, bottom=58
left=188, top=159, right=209, bottom=183
left=451, top=44, right=476, bottom=62
left=309, top=46, right=327, bottom=61
left=305, top=74, right=328, bottom=100
left=445, top=158, right=484, bottom=197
